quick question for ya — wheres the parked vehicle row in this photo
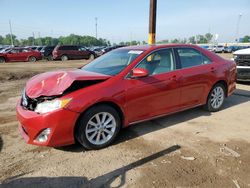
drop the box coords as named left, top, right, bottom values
left=0, top=45, right=125, bottom=63
left=200, top=45, right=250, bottom=53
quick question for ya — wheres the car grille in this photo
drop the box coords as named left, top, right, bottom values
left=236, top=55, right=250, bottom=66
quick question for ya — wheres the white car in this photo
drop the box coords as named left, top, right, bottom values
left=233, top=48, right=250, bottom=81
left=213, top=45, right=224, bottom=53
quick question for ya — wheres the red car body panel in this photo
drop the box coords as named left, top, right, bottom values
left=0, top=48, right=42, bottom=62
left=16, top=44, right=236, bottom=147
left=16, top=101, right=79, bottom=146
left=26, top=69, right=111, bottom=98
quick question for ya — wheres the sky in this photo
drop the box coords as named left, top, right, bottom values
left=0, top=0, right=249, bottom=43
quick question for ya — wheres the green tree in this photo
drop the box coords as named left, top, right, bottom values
left=242, top=35, right=250, bottom=43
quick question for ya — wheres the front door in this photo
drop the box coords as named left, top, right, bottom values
left=125, top=48, right=182, bottom=123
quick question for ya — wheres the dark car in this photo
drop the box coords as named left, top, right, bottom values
left=52, top=45, right=96, bottom=61
left=40, top=46, right=55, bottom=61
left=0, top=47, right=42, bottom=63
left=101, top=45, right=125, bottom=55
left=91, top=46, right=106, bottom=57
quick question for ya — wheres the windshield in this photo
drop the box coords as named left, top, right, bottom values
left=82, top=49, right=144, bottom=76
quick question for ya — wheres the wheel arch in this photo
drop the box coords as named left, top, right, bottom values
left=214, top=80, right=228, bottom=97
left=73, top=101, right=125, bottom=138
left=206, top=80, right=228, bottom=103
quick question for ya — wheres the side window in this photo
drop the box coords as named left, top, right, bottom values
left=10, top=49, right=18, bottom=53
left=136, top=49, right=175, bottom=75
left=177, top=48, right=211, bottom=68
left=78, top=47, right=86, bottom=51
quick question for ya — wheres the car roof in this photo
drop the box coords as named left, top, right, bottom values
left=120, top=44, right=201, bottom=51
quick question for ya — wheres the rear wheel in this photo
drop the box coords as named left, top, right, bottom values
left=204, top=83, right=226, bottom=112
left=0, top=57, right=5, bottom=63
left=88, top=54, right=95, bottom=60
left=28, top=56, right=36, bottom=62
left=61, top=55, right=68, bottom=61
left=75, top=105, right=121, bottom=150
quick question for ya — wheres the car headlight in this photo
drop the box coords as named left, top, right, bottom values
left=35, top=98, right=71, bottom=114
left=233, top=55, right=238, bottom=60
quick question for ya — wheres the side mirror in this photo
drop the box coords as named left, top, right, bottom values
left=131, top=68, right=149, bottom=78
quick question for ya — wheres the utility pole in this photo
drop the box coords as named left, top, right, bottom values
left=32, top=32, right=35, bottom=46
left=95, top=17, right=98, bottom=39
left=9, top=20, right=14, bottom=46
left=148, top=0, right=157, bottom=44
left=235, top=13, right=242, bottom=43
left=38, top=32, right=42, bottom=45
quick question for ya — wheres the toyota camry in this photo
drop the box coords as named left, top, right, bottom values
left=16, top=44, right=236, bottom=149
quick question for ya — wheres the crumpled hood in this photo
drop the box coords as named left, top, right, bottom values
left=25, top=69, right=111, bottom=98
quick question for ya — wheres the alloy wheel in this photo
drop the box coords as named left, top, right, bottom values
left=210, top=86, right=224, bottom=109
left=85, top=112, right=116, bottom=145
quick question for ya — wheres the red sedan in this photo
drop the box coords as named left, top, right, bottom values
left=0, top=47, right=42, bottom=63
left=16, top=44, right=236, bottom=149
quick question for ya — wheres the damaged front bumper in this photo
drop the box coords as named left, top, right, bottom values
left=16, top=99, right=79, bottom=147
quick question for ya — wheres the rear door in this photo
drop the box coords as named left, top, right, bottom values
left=125, top=48, right=182, bottom=123
left=175, top=47, right=214, bottom=108
left=18, top=49, right=30, bottom=61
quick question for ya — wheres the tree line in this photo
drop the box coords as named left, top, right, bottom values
left=0, top=33, right=249, bottom=47
left=0, top=34, right=111, bottom=47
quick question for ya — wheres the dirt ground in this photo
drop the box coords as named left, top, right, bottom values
left=0, top=54, right=250, bottom=188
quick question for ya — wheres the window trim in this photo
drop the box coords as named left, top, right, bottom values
left=174, top=47, right=212, bottom=70
left=125, top=47, right=178, bottom=79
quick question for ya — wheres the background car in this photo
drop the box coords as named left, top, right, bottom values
left=213, top=45, right=224, bottom=53
left=100, top=45, right=125, bottom=55
left=52, top=45, right=96, bottom=61
left=0, top=47, right=42, bottom=63
left=40, top=46, right=55, bottom=61
left=233, top=47, right=250, bottom=81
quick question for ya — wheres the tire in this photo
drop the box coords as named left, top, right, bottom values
left=0, top=57, right=5, bottom=63
left=75, top=105, right=121, bottom=150
left=28, top=56, right=37, bottom=62
left=47, top=55, right=53, bottom=61
left=88, top=54, right=95, bottom=60
left=204, top=83, right=226, bottom=112
left=61, top=55, right=68, bottom=61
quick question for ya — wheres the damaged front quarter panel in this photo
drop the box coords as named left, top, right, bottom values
left=22, top=69, right=111, bottom=111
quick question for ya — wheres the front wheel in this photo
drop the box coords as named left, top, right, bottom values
left=204, top=83, right=226, bottom=112
left=75, top=105, right=121, bottom=150
left=0, top=57, right=5, bottom=63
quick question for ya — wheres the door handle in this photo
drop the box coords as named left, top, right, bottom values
left=211, top=67, right=216, bottom=73
left=170, top=75, right=177, bottom=81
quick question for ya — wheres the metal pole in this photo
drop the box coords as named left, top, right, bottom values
left=95, top=17, right=98, bottom=39
left=236, top=13, right=242, bottom=43
left=32, top=32, right=35, bottom=46
left=9, top=20, right=14, bottom=46
left=148, top=0, right=157, bottom=44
